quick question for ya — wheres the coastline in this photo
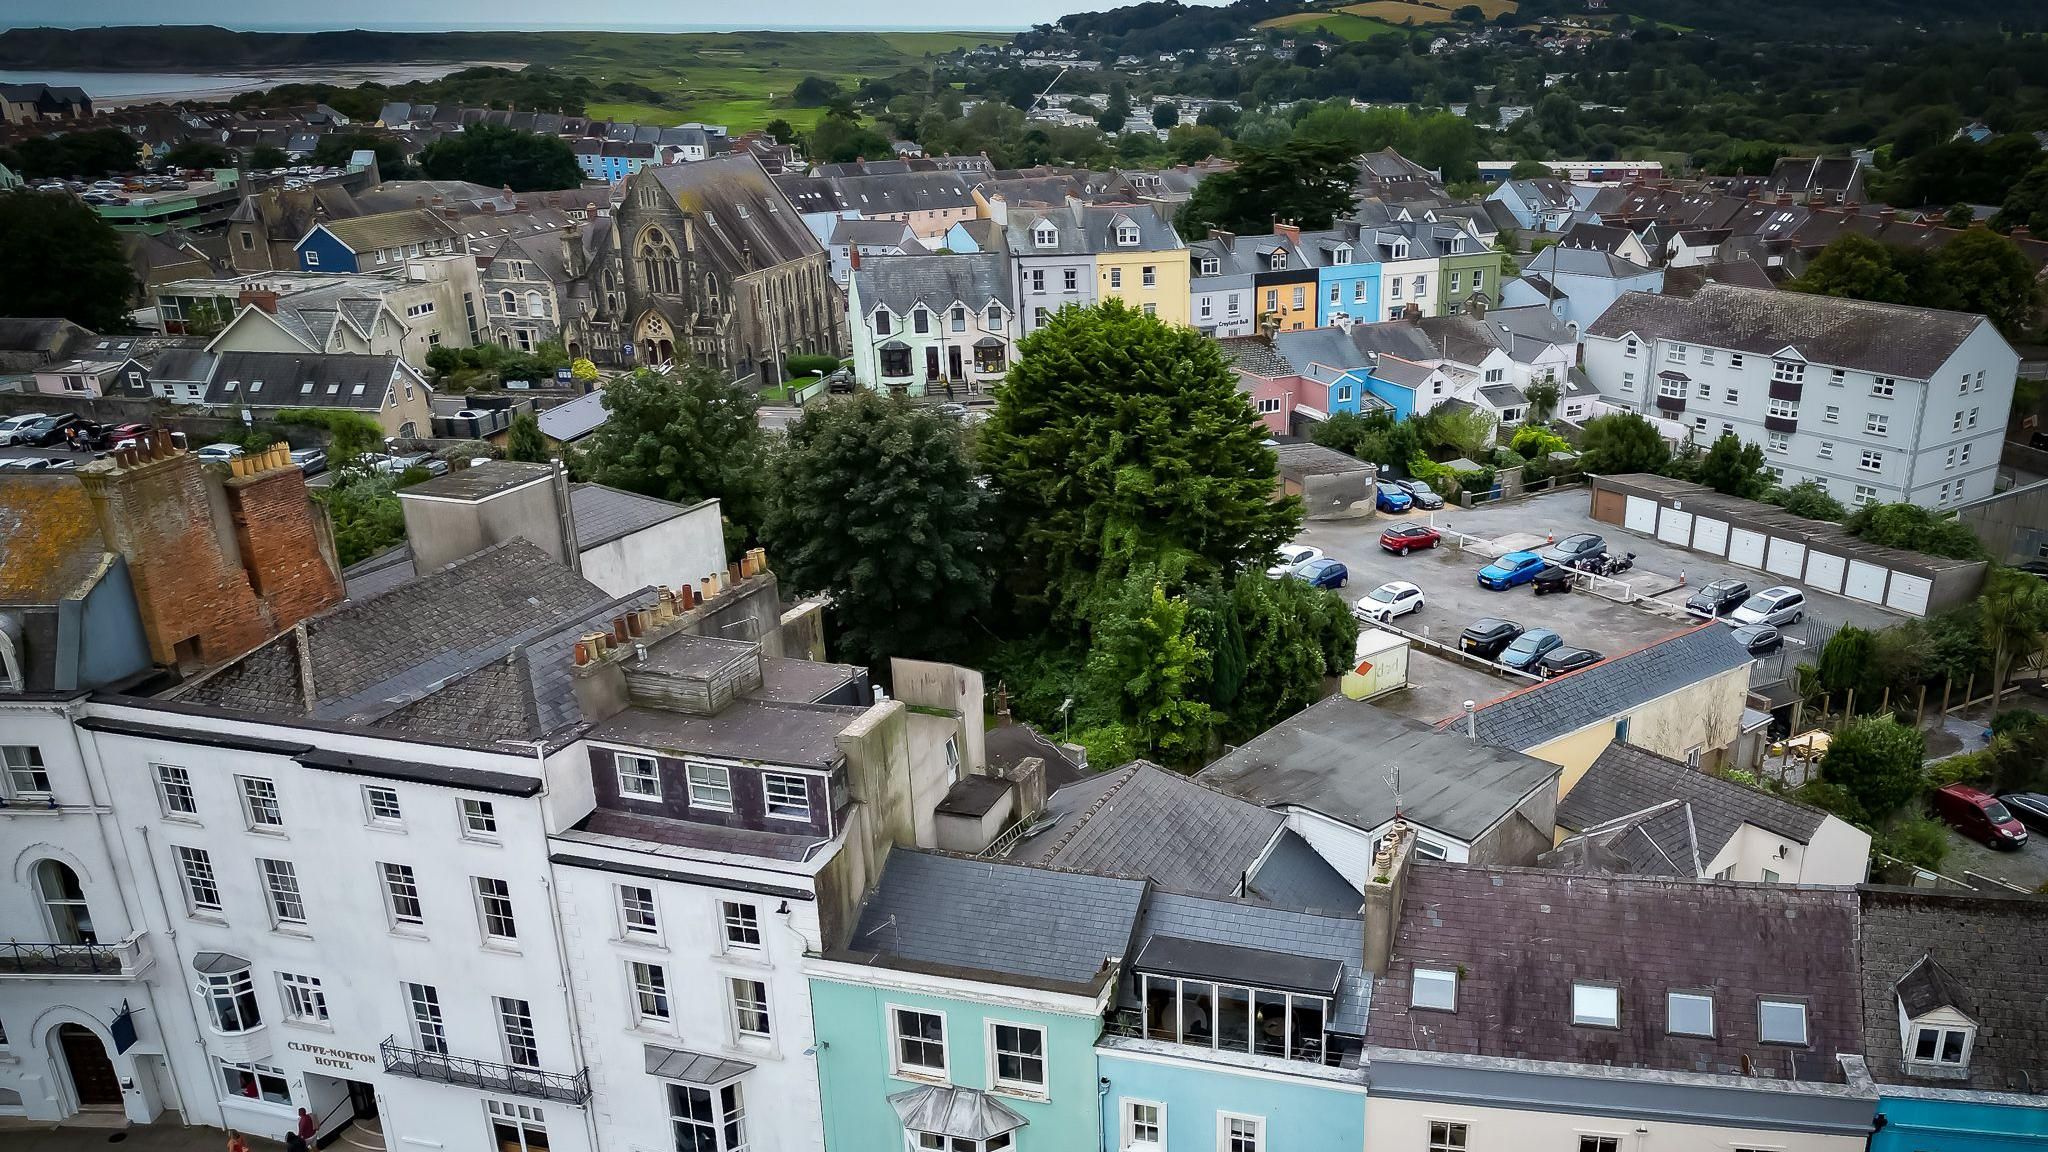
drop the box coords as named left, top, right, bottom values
left=55, top=62, right=525, bottom=108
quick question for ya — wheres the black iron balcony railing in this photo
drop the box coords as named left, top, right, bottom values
left=1100, top=1010, right=1343, bottom=1068
left=380, top=1037, right=591, bottom=1104
left=0, top=936, right=147, bottom=977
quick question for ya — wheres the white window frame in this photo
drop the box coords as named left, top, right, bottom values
left=1768, top=397, right=1798, bottom=421
left=889, top=1005, right=948, bottom=1081
left=1572, top=982, right=1620, bottom=1027
left=0, top=745, right=50, bottom=797
left=631, top=961, right=671, bottom=1024
left=176, top=845, right=221, bottom=913
left=1658, top=377, right=1685, bottom=399
left=1909, top=1023, right=1973, bottom=1067
left=1623, top=337, right=1638, bottom=358
left=279, top=972, right=329, bottom=1024
left=1767, top=432, right=1789, bottom=454
left=762, top=772, right=809, bottom=820
left=1217, top=1112, right=1264, bottom=1152
left=1818, top=441, right=1834, bottom=459
left=619, top=884, right=659, bottom=938
left=1428, top=1120, right=1470, bottom=1152
left=686, top=762, right=733, bottom=811
left=497, top=996, right=539, bottom=1068
left=239, top=775, right=283, bottom=831
left=728, top=976, right=771, bottom=1039
left=1859, top=449, right=1884, bottom=474
left=616, top=753, right=662, bottom=800
left=721, top=900, right=761, bottom=950
left=1758, top=997, right=1809, bottom=1045
left=1871, top=376, right=1895, bottom=397
left=206, top=967, right=261, bottom=1033
left=461, top=798, right=498, bottom=840
left=382, top=861, right=424, bottom=928
left=260, top=858, right=307, bottom=928
left=1823, top=404, right=1839, bottom=423
left=987, top=1020, right=1048, bottom=1096
left=1411, top=967, right=1457, bottom=1010
left=1854, top=484, right=1878, bottom=506
left=364, top=785, right=403, bottom=826
left=406, top=982, right=447, bottom=1054
left=1666, top=344, right=1687, bottom=364
left=1865, top=413, right=1888, bottom=436
left=1772, top=359, right=1804, bottom=383
left=156, top=763, right=198, bottom=818
left=475, top=876, right=518, bottom=944
left=1123, top=1099, right=1165, bottom=1149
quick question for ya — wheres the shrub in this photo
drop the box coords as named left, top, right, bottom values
left=1067, top=723, right=1138, bottom=771
left=1874, top=817, right=1950, bottom=872
left=783, top=353, right=843, bottom=379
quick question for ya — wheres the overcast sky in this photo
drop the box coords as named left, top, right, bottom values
left=5, top=0, right=1199, bottom=31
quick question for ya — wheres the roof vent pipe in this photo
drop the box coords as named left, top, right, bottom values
left=1464, top=700, right=1477, bottom=740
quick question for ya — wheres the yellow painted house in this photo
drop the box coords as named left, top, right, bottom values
left=1003, top=199, right=1188, bottom=332
left=1095, top=210, right=1190, bottom=326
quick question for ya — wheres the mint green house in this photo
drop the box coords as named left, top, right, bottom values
left=806, top=850, right=1147, bottom=1152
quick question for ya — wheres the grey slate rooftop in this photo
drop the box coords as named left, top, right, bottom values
left=844, top=849, right=1147, bottom=990
left=1367, top=864, right=1863, bottom=1080
left=402, top=460, right=552, bottom=502
left=570, top=484, right=694, bottom=549
left=850, top=252, right=1013, bottom=314
left=1273, top=442, right=1372, bottom=479
left=1857, top=887, right=2048, bottom=1093
left=1197, top=697, right=1560, bottom=843
left=590, top=698, right=863, bottom=770
left=1555, top=742, right=1831, bottom=876
left=1456, top=624, right=1754, bottom=752
left=1126, top=890, right=1371, bottom=1036
left=983, top=724, right=1084, bottom=792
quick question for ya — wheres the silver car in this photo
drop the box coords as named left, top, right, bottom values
left=1730, top=586, right=1806, bottom=627
left=0, top=413, right=49, bottom=446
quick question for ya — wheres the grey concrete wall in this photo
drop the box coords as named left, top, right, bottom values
left=1956, top=476, right=2048, bottom=564
left=1300, top=471, right=1377, bottom=519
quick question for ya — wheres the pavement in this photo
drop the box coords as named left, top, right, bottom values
left=0, top=1119, right=287, bottom=1152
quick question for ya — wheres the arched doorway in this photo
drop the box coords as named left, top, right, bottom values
left=36, top=860, right=94, bottom=945
left=53, top=1024, right=121, bottom=1109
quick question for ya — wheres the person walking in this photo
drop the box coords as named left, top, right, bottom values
left=297, top=1107, right=317, bottom=1143
left=285, top=1132, right=308, bottom=1152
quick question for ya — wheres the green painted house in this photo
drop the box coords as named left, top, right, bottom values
left=1436, top=231, right=1500, bottom=316
left=806, top=849, right=1147, bottom=1152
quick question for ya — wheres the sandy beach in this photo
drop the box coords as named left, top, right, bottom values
left=52, top=62, right=525, bottom=108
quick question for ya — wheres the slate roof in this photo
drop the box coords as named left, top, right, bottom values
left=1523, top=243, right=1657, bottom=280
left=1273, top=442, right=1372, bottom=479
left=1858, top=887, right=2048, bottom=1093
left=1540, top=799, right=1703, bottom=878
left=1245, top=831, right=1367, bottom=913
left=0, top=477, right=110, bottom=608
left=851, top=253, right=1012, bottom=315
left=1478, top=384, right=1527, bottom=408
left=202, top=351, right=402, bottom=411
left=1557, top=742, right=1829, bottom=872
left=1197, top=697, right=1560, bottom=843
left=0, top=317, right=91, bottom=357
left=1458, top=624, right=1754, bottom=751
left=313, top=208, right=459, bottom=255
left=1661, top=258, right=1777, bottom=298
left=341, top=544, right=417, bottom=601
left=1557, top=221, right=1637, bottom=254
left=592, top=698, right=862, bottom=770
left=1485, top=304, right=1578, bottom=362
left=827, top=218, right=924, bottom=248
left=1587, top=283, right=1991, bottom=380
left=1367, top=864, right=1863, bottom=1079
left=983, top=723, right=1085, bottom=792
left=536, top=389, right=609, bottom=443
left=1004, top=201, right=1182, bottom=256
left=649, top=155, right=821, bottom=273
left=1271, top=327, right=1364, bottom=376
left=844, top=849, right=1147, bottom=989
left=1125, top=890, right=1371, bottom=1035
left=570, top=484, right=693, bottom=549
left=1370, top=355, right=1437, bottom=389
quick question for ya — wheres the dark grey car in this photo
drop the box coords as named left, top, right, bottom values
left=1542, top=532, right=1607, bottom=567
left=1394, top=478, right=1445, bottom=510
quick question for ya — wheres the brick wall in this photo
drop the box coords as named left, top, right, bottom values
left=224, top=448, right=345, bottom=630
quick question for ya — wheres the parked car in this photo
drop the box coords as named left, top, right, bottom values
left=1379, top=524, right=1441, bottom=555
left=1998, top=792, right=2048, bottom=834
left=0, top=456, right=53, bottom=471
left=1477, top=550, right=1546, bottom=590
left=1354, top=580, right=1425, bottom=623
left=290, top=448, right=328, bottom=476
left=1499, top=628, right=1564, bottom=672
left=90, top=421, right=151, bottom=450
left=1266, top=543, right=1323, bottom=578
left=1374, top=483, right=1413, bottom=514
left=1543, top=532, right=1608, bottom=567
left=1291, top=557, right=1349, bottom=589
left=935, top=403, right=971, bottom=420
left=1686, top=579, right=1751, bottom=620
left=376, top=453, right=449, bottom=477
left=0, top=413, right=49, bottom=445
left=825, top=369, right=855, bottom=394
left=1730, top=586, right=1806, bottom=627
left=1394, top=478, right=1444, bottom=510
left=1538, top=646, right=1603, bottom=677
left=1730, top=624, right=1783, bottom=657
left=18, top=413, right=86, bottom=447
left=1931, top=783, right=2028, bottom=849
left=1531, top=564, right=1575, bottom=595
left=1459, top=617, right=1524, bottom=660
left=195, top=443, right=246, bottom=463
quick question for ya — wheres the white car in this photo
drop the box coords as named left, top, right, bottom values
left=1354, top=580, right=1426, bottom=623
left=0, top=413, right=49, bottom=445
left=195, top=443, right=246, bottom=463
left=1729, top=585, right=1806, bottom=627
left=1266, top=543, right=1323, bottom=578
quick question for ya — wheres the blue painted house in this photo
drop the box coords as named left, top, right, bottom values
left=1272, top=327, right=1378, bottom=419
left=294, top=208, right=463, bottom=273
left=1304, top=223, right=1382, bottom=328
left=1858, top=888, right=2048, bottom=1152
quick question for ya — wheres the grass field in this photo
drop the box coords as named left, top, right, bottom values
left=1258, top=10, right=1411, bottom=38
left=1266, top=0, right=1517, bottom=31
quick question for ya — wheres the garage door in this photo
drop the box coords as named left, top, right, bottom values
left=1804, top=551, right=1846, bottom=595
left=1728, top=528, right=1767, bottom=569
left=1624, top=495, right=1658, bottom=535
left=1691, top=517, right=1729, bottom=556
left=1765, top=537, right=1806, bottom=578
left=1886, top=572, right=1933, bottom=616
left=1592, top=488, right=1627, bottom=525
left=1844, top=560, right=1888, bottom=604
left=1657, top=508, right=1693, bottom=546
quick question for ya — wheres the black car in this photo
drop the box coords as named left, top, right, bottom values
left=1998, top=792, right=2048, bottom=833
left=1686, top=579, right=1751, bottom=619
left=1539, top=646, right=1603, bottom=677
left=1543, top=532, right=1608, bottom=567
left=1393, top=478, right=1446, bottom=510
left=1459, top=617, right=1524, bottom=660
left=1531, top=565, right=1575, bottom=595
left=1730, top=623, right=1783, bottom=656
left=21, top=413, right=87, bottom=447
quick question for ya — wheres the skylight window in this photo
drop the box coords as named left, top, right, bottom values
left=1572, top=983, right=1619, bottom=1028
left=1666, top=992, right=1714, bottom=1037
left=1759, top=999, right=1807, bottom=1044
left=1411, top=968, right=1457, bottom=1011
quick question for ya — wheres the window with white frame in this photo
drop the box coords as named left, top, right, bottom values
left=1257, top=397, right=1281, bottom=414
left=240, top=776, right=283, bottom=830
left=218, top=1059, right=290, bottom=1105
left=364, top=785, right=403, bottom=825
left=1945, top=447, right=1957, bottom=469
left=1696, top=379, right=1711, bottom=400
left=1658, top=377, right=1684, bottom=399
left=1872, top=376, right=1895, bottom=397
left=616, top=753, right=661, bottom=799
left=1336, top=384, right=1353, bottom=403
left=476, top=877, right=517, bottom=942
left=405, top=982, right=446, bottom=1053
left=1621, top=371, right=1636, bottom=393
left=156, top=763, right=197, bottom=816
left=1768, top=465, right=1785, bottom=483
left=1960, top=443, right=1972, bottom=464
left=1484, top=367, right=1504, bottom=384
left=1769, top=398, right=1798, bottom=421
left=1667, top=991, right=1715, bottom=1036
left=729, top=977, right=771, bottom=1038
left=1572, top=982, right=1619, bottom=1027
left=1428, top=1122, right=1468, bottom=1152
left=1199, top=297, right=1213, bottom=319
left=1823, top=404, right=1840, bottom=423
left=1967, top=407, right=1979, bottom=428
left=1124, top=1100, right=1164, bottom=1148
left=686, top=762, right=733, bottom=810
left=2, top=745, right=50, bottom=796
left=631, top=961, right=670, bottom=1023
left=1860, top=449, right=1884, bottom=473
left=1412, top=967, right=1457, bottom=1010
left=1623, top=337, right=1638, bottom=358
left=1142, top=265, right=1156, bottom=288
left=1109, top=268, right=1123, bottom=289
left=1033, top=225, right=1057, bottom=248
left=1819, top=441, right=1835, bottom=459
left=279, top=972, right=328, bottom=1023
left=1355, top=281, right=1368, bottom=302
left=1909, top=1023, right=1972, bottom=1067
left=206, top=966, right=261, bottom=1033
left=1772, top=360, right=1804, bottom=383
left=1117, top=224, right=1140, bottom=246
left=762, top=772, right=809, bottom=819
left=618, top=884, right=658, bottom=937
left=1692, top=416, right=1709, bottom=437
left=260, top=858, right=306, bottom=927
left=382, top=862, right=424, bottom=927
left=1390, top=278, right=1402, bottom=299
left=1768, top=432, right=1788, bottom=453
left=1724, top=385, right=1740, bottom=405
left=1200, top=258, right=1219, bottom=276
left=892, top=1007, right=946, bottom=1077
left=1219, top=1114, right=1262, bottom=1152
left=989, top=1022, right=1046, bottom=1093
left=721, top=900, right=760, bottom=949
left=1937, top=481, right=1952, bottom=504
left=1854, top=484, right=1877, bottom=506
left=1579, top=1138, right=1620, bottom=1152
left=1974, top=370, right=1985, bottom=392
left=1729, top=353, right=1745, bottom=368
left=497, top=997, right=539, bottom=1067
left=1063, top=269, right=1078, bottom=292
left=462, top=798, right=498, bottom=838
left=177, top=845, right=221, bottom=912
left=1666, top=344, right=1687, bottom=364
left=1759, top=998, right=1809, bottom=1045
left=1700, top=348, right=1715, bottom=365
left=668, top=1083, right=747, bottom=1152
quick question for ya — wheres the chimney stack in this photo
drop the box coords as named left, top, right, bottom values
left=238, top=288, right=280, bottom=315
left=1361, top=821, right=1416, bottom=974
left=222, top=441, right=345, bottom=630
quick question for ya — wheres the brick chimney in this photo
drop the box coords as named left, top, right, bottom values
left=77, top=433, right=273, bottom=670
left=1273, top=218, right=1301, bottom=245
left=238, top=288, right=280, bottom=315
left=223, top=443, right=345, bottom=630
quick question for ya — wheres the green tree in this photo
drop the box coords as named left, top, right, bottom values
left=981, top=300, right=1301, bottom=625
left=1943, top=202, right=1976, bottom=230
left=1522, top=381, right=1560, bottom=425
left=419, top=123, right=580, bottom=191
left=505, top=410, right=548, bottom=462
left=581, top=367, right=766, bottom=540
left=309, top=132, right=410, bottom=178
left=1098, top=85, right=1131, bottom=134
left=1697, top=433, right=1770, bottom=498
left=1923, top=228, right=2042, bottom=340
left=318, top=475, right=406, bottom=567
left=1766, top=479, right=1848, bottom=521
left=1177, top=139, right=1356, bottom=239
left=1790, top=234, right=1910, bottom=303
left=1085, top=578, right=1218, bottom=763
left=1165, top=123, right=1227, bottom=165
left=1979, top=566, right=2048, bottom=705
left=13, top=128, right=137, bottom=179
left=761, top=391, right=992, bottom=670
left=763, top=118, right=796, bottom=145
left=570, top=357, right=599, bottom=384
left=1991, top=160, right=2048, bottom=234
left=246, top=144, right=291, bottom=170
left=806, top=111, right=894, bottom=165
left=1843, top=502, right=1987, bottom=560
left=790, top=75, right=840, bottom=107
left=1420, top=404, right=1497, bottom=461
left=1221, top=571, right=1348, bottom=742
left=1819, top=714, right=1927, bottom=822
left=161, top=140, right=236, bottom=169
left=1576, top=412, right=1671, bottom=475
left=1508, top=158, right=1553, bottom=179
left=1814, top=624, right=1881, bottom=705
left=0, top=192, right=135, bottom=328
left=1151, top=102, right=1178, bottom=130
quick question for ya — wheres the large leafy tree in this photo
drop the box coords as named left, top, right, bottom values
left=762, top=392, right=992, bottom=670
left=1177, top=138, right=1356, bottom=239
left=1576, top=412, right=1671, bottom=476
left=1085, top=579, right=1218, bottom=764
left=1922, top=229, right=2042, bottom=341
left=1767, top=479, right=1848, bottom=521
left=310, top=132, right=412, bottom=178
left=0, top=191, right=135, bottom=329
left=580, top=368, right=765, bottom=539
left=1819, top=715, right=1926, bottom=822
left=505, top=411, right=548, bottom=463
left=1843, top=502, right=1987, bottom=560
left=1791, top=234, right=1910, bottom=303
left=419, top=123, right=581, bottom=192
left=1979, top=567, right=2048, bottom=705
left=981, top=300, right=1301, bottom=625
left=1697, top=433, right=1770, bottom=498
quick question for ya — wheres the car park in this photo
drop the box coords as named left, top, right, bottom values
left=1393, top=478, right=1444, bottom=510
left=1291, top=557, right=1350, bottom=589
left=1999, top=792, right=2048, bottom=834
left=1354, top=580, right=1425, bottom=623
left=1543, top=532, right=1608, bottom=567
left=1499, top=628, right=1564, bottom=672
left=195, top=443, right=246, bottom=463
left=1932, top=783, right=2028, bottom=849
left=1531, top=565, right=1575, bottom=595
left=1477, top=550, right=1546, bottom=590
left=0, top=456, right=53, bottom=471
left=1538, top=646, right=1602, bottom=677
left=16, top=413, right=86, bottom=447
left=290, top=448, right=328, bottom=476
left=1730, top=586, right=1806, bottom=627
left=1267, top=543, right=1323, bottom=577
left=1374, top=483, right=1413, bottom=514
left=1730, top=624, right=1782, bottom=657
left=1686, top=579, right=1751, bottom=620
left=0, top=413, right=49, bottom=445
left=1458, top=617, right=1523, bottom=660
left=1379, top=525, right=1441, bottom=555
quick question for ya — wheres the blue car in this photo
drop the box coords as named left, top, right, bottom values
left=1292, top=557, right=1350, bottom=589
left=1375, top=483, right=1413, bottom=513
left=1499, top=628, right=1563, bottom=671
left=1478, top=551, right=1546, bottom=590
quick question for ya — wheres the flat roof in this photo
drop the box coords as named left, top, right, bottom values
left=589, top=699, right=862, bottom=770
left=399, top=460, right=553, bottom=502
left=1135, top=934, right=1344, bottom=998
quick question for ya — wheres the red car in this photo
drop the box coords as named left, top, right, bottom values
left=1932, top=783, right=2028, bottom=849
left=1380, top=524, right=1442, bottom=555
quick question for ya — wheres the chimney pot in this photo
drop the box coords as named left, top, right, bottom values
left=626, top=611, right=645, bottom=638
left=699, top=577, right=714, bottom=601
left=574, top=639, right=592, bottom=667
left=728, top=562, right=743, bottom=586
left=677, top=584, right=694, bottom=609
left=610, top=616, right=629, bottom=644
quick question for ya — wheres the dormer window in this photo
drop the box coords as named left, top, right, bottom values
left=1116, top=223, right=1141, bottom=246
left=1200, top=257, right=1220, bottom=276
left=1910, top=1024, right=1973, bottom=1070
left=1267, top=250, right=1287, bottom=271
left=1332, top=248, right=1351, bottom=266
left=1033, top=224, right=1057, bottom=249
left=1449, top=237, right=1465, bottom=253
left=1758, top=998, right=1808, bottom=1045
left=1390, top=240, right=1409, bottom=259
left=1896, top=954, right=1977, bottom=1076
